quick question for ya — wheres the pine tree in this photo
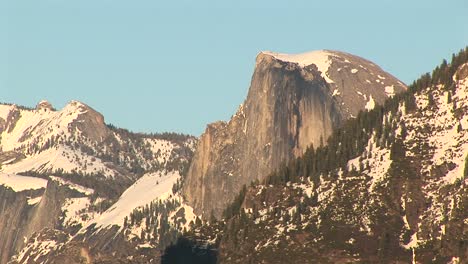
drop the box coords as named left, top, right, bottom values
left=400, top=123, right=407, bottom=140
left=195, top=216, right=202, bottom=227
left=390, top=139, right=405, bottom=161
left=428, top=92, right=435, bottom=107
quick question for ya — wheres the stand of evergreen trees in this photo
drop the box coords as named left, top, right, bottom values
left=124, top=196, right=187, bottom=250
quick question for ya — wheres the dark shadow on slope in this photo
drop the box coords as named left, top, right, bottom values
left=161, top=236, right=217, bottom=264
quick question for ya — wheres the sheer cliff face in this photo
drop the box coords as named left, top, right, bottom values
left=0, top=181, right=69, bottom=264
left=183, top=50, right=407, bottom=218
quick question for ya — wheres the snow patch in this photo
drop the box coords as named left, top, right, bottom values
left=403, top=232, right=419, bottom=249
left=365, top=95, right=375, bottom=110
left=0, top=104, right=14, bottom=120
left=0, top=173, right=48, bottom=192
left=27, top=196, right=42, bottom=205
left=385, top=85, right=395, bottom=97
left=262, top=50, right=336, bottom=83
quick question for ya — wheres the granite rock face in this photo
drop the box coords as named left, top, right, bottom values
left=0, top=181, right=73, bottom=264
left=183, top=50, right=407, bottom=218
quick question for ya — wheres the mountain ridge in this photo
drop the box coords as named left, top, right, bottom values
left=0, top=99, right=197, bottom=263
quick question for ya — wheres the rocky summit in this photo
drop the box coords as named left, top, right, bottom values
left=183, top=50, right=407, bottom=218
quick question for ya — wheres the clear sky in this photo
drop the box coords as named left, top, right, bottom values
left=1, top=1, right=467, bottom=136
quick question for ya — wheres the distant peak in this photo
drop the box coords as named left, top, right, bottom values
left=36, top=100, right=54, bottom=111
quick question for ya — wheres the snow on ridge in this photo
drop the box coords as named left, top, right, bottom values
left=0, top=100, right=88, bottom=152
left=261, top=50, right=336, bottom=83
left=27, top=196, right=42, bottom=205
left=0, top=173, right=48, bottom=192
left=64, top=100, right=89, bottom=112
left=50, top=176, right=94, bottom=195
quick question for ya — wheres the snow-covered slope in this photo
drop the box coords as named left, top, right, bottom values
left=0, top=101, right=91, bottom=152
left=0, top=100, right=195, bottom=181
left=92, top=171, right=181, bottom=228
left=2, top=146, right=114, bottom=177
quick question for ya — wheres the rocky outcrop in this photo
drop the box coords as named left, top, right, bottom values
left=183, top=50, right=407, bottom=218
left=0, top=187, right=36, bottom=264
left=36, top=100, right=54, bottom=112
left=65, top=100, right=110, bottom=143
left=3, top=106, right=21, bottom=135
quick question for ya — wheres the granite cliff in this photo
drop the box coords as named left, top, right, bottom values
left=183, top=50, right=407, bottom=218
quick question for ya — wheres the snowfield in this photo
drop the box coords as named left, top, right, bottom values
left=0, top=173, right=48, bottom=192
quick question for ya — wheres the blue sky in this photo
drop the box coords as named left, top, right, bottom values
left=1, top=1, right=467, bottom=135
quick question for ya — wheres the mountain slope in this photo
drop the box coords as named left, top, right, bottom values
left=183, top=50, right=407, bottom=218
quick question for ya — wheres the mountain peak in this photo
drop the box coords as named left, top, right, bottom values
left=184, top=49, right=408, bottom=218
left=258, top=49, right=406, bottom=118
left=65, top=100, right=88, bottom=110
left=36, top=100, right=54, bottom=111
